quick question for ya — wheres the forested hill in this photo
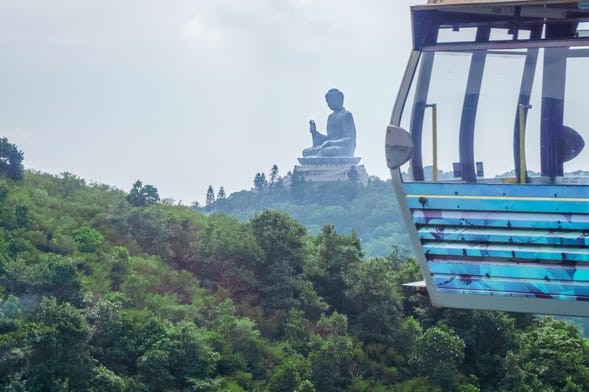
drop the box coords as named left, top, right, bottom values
left=199, top=176, right=411, bottom=258
left=3, top=170, right=589, bottom=391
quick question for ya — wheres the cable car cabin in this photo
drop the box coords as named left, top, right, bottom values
left=386, top=0, right=589, bottom=316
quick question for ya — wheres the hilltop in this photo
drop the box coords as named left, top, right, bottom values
left=199, top=174, right=411, bottom=258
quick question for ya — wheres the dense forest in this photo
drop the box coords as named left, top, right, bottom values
left=200, top=169, right=411, bottom=258
left=0, top=160, right=589, bottom=391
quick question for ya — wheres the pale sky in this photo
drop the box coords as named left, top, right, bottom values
left=0, top=0, right=415, bottom=205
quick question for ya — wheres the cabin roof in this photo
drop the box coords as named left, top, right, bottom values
left=426, top=0, right=576, bottom=5
left=411, top=0, right=589, bottom=48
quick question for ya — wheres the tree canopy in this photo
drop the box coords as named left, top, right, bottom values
left=126, top=180, right=160, bottom=207
left=1, top=169, right=588, bottom=391
left=0, top=137, right=24, bottom=180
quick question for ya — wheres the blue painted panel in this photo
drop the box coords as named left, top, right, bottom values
left=406, top=194, right=589, bottom=213
left=432, top=276, right=589, bottom=297
left=434, top=287, right=589, bottom=301
left=428, top=260, right=589, bottom=281
left=423, top=242, right=589, bottom=261
left=403, top=182, right=589, bottom=198
left=418, top=227, right=589, bottom=246
left=412, top=210, right=589, bottom=230
left=398, top=181, right=589, bottom=310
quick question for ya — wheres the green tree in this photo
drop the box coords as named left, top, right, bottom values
left=137, top=318, right=220, bottom=390
left=254, top=173, right=267, bottom=191
left=441, top=310, right=518, bottom=390
left=217, top=186, right=226, bottom=200
left=86, top=299, right=139, bottom=375
left=307, top=224, right=362, bottom=314
left=347, top=165, right=359, bottom=182
left=204, top=299, right=267, bottom=383
left=165, top=213, right=205, bottom=270
left=15, top=204, right=31, bottom=229
left=25, top=297, right=93, bottom=391
left=395, top=377, right=442, bottom=392
left=269, top=164, right=279, bottom=185
left=497, top=351, right=532, bottom=392
left=0, top=138, right=24, bottom=180
left=267, top=359, right=301, bottom=392
left=206, top=185, right=215, bottom=206
left=284, top=308, right=311, bottom=354
left=396, top=316, right=424, bottom=371
left=126, top=180, right=160, bottom=207
left=197, top=214, right=262, bottom=299
left=90, top=365, right=128, bottom=392
left=72, top=226, right=105, bottom=253
left=344, top=258, right=403, bottom=346
left=125, top=206, right=173, bottom=259
left=412, top=324, right=466, bottom=390
left=137, top=345, right=174, bottom=389
left=109, top=246, right=131, bottom=291
left=309, top=312, right=354, bottom=392
left=502, top=317, right=589, bottom=391
left=289, top=170, right=310, bottom=201
left=248, top=210, right=306, bottom=319
left=37, top=259, right=85, bottom=307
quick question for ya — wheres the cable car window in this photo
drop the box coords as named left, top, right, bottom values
left=437, top=27, right=478, bottom=43
left=489, top=28, right=531, bottom=41
left=562, top=47, right=589, bottom=178
left=475, top=49, right=533, bottom=178
left=399, top=51, right=471, bottom=181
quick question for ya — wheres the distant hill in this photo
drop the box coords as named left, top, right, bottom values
left=199, top=176, right=411, bottom=258
left=200, top=166, right=589, bottom=258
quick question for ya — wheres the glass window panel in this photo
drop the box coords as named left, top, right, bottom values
left=425, top=52, right=471, bottom=178
left=437, top=27, right=478, bottom=43
left=399, top=44, right=589, bottom=184
left=475, top=50, right=526, bottom=177
left=397, top=51, right=473, bottom=180
left=563, top=47, right=589, bottom=176
left=475, top=48, right=542, bottom=178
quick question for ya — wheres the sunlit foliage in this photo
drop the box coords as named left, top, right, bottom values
left=0, top=170, right=587, bottom=391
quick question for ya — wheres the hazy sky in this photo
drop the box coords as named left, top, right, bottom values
left=0, top=0, right=415, bottom=204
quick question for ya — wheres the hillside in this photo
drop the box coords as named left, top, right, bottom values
left=201, top=176, right=411, bottom=258
left=1, top=169, right=589, bottom=391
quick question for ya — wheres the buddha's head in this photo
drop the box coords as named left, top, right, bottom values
left=325, top=88, right=344, bottom=111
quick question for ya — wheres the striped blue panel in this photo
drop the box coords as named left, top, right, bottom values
left=412, top=210, right=589, bottom=231
left=418, top=227, right=589, bottom=246
left=435, top=288, right=589, bottom=301
left=405, top=182, right=589, bottom=213
left=404, top=182, right=589, bottom=198
left=431, top=276, right=589, bottom=298
left=428, top=260, right=589, bottom=281
left=406, top=194, right=588, bottom=213
left=401, top=182, right=589, bottom=303
left=423, top=242, right=589, bottom=262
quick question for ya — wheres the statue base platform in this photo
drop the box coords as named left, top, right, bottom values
left=290, top=161, right=369, bottom=185
left=298, top=156, right=361, bottom=166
